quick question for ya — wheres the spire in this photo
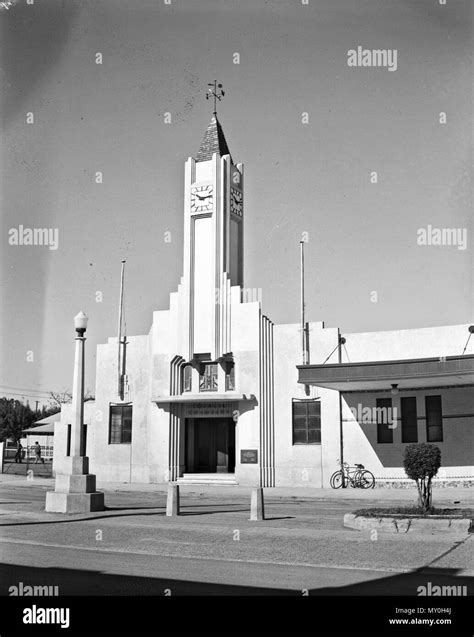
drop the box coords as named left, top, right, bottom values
left=195, top=114, right=232, bottom=163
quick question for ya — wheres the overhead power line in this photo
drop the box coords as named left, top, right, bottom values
left=0, top=391, right=51, bottom=400
left=0, top=385, right=51, bottom=396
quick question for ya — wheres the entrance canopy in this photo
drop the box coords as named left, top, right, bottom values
left=297, top=354, right=474, bottom=392
left=153, top=393, right=255, bottom=404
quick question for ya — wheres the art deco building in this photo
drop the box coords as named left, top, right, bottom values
left=53, top=115, right=474, bottom=488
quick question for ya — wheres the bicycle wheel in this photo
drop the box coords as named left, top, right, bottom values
left=330, top=470, right=345, bottom=489
left=358, top=470, right=375, bottom=489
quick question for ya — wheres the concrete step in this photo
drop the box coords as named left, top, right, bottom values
left=178, top=473, right=238, bottom=486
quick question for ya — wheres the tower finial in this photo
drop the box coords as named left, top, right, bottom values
left=206, top=80, right=225, bottom=115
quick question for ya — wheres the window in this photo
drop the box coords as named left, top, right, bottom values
left=67, top=423, right=87, bottom=454
left=292, top=399, right=321, bottom=444
left=183, top=365, right=192, bottom=392
left=199, top=363, right=218, bottom=392
left=82, top=424, right=87, bottom=456
left=376, top=398, right=393, bottom=444
left=426, top=395, right=443, bottom=442
left=225, top=363, right=235, bottom=391
left=401, top=396, right=418, bottom=443
left=109, top=404, right=132, bottom=444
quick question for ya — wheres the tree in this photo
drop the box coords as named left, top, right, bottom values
left=48, top=388, right=94, bottom=409
left=39, top=404, right=61, bottom=419
left=0, top=398, right=37, bottom=443
left=48, top=390, right=72, bottom=408
left=403, top=443, right=441, bottom=512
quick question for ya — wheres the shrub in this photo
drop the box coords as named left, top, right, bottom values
left=403, top=443, right=441, bottom=512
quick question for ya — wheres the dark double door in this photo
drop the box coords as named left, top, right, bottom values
left=186, top=418, right=235, bottom=473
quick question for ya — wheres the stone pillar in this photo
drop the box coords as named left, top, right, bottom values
left=45, top=312, right=104, bottom=514
left=166, top=483, right=180, bottom=516
left=250, top=487, right=265, bottom=521
left=70, top=335, right=85, bottom=456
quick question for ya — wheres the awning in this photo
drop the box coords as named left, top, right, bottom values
left=153, top=393, right=256, bottom=405
left=297, top=354, right=474, bottom=392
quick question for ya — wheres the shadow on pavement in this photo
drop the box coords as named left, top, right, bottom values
left=0, top=510, right=167, bottom=527
left=311, top=567, right=473, bottom=596
left=1, top=563, right=472, bottom=596
left=179, top=508, right=250, bottom=515
left=0, top=563, right=289, bottom=595
left=102, top=505, right=164, bottom=511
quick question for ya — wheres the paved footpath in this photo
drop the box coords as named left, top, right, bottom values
left=0, top=475, right=472, bottom=595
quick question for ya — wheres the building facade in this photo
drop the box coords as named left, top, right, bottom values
left=53, top=116, right=474, bottom=487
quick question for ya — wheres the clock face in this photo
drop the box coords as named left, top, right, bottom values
left=230, top=187, right=243, bottom=216
left=191, top=184, right=213, bottom=213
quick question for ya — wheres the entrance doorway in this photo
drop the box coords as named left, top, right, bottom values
left=185, top=418, right=235, bottom=473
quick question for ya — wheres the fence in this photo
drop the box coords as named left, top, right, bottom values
left=2, top=443, right=53, bottom=476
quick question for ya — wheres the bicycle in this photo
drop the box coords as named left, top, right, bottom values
left=330, top=460, right=375, bottom=489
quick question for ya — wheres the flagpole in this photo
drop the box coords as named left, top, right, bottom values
left=300, top=241, right=306, bottom=365
left=117, top=260, right=126, bottom=398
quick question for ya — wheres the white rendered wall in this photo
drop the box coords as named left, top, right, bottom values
left=192, top=216, right=214, bottom=353
left=344, top=324, right=473, bottom=362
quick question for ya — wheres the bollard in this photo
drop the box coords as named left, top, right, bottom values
left=250, top=487, right=265, bottom=521
left=166, top=482, right=180, bottom=516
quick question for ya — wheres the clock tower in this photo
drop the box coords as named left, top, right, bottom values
left=178, top=114, right=244, bottom=361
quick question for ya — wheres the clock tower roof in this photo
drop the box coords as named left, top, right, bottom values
left=195, top=115, right=232, bottom=163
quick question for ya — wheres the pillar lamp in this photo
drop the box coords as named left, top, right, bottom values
left=45, top=311, right=104, bottom=513
left=70, top=311, right=88, bottom=458
left=74, top=311, right=88, bottom=336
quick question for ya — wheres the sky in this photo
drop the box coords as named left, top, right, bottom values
left=0, top=0, right=472, bottom=404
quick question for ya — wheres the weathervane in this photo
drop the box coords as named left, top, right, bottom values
left=206, top=80, right=225, bottom=115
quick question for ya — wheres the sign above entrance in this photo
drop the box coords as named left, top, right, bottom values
left=241, top=449, right=258, bottom=464
left=184, top=402, right=234, bottom=418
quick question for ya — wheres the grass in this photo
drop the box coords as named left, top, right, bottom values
left=353, top=506, right=474, bottom=519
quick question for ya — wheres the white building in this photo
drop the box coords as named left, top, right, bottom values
left=53, top=115, right=474, bottom=487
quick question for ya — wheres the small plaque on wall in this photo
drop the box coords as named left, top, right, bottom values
left=241, top=449, right=258, bottom=464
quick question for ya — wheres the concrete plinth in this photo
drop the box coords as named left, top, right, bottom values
left=45, top=490, right=104, bottom=514
left=250, top=487, right=265, bottom=521
left=62, top=456, right=89, bottom=475
left=166, top=482, right=180, bottom=516
left=45, top=455, right=104, bottom=513
left=54, top=473, right=97, bottom=493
